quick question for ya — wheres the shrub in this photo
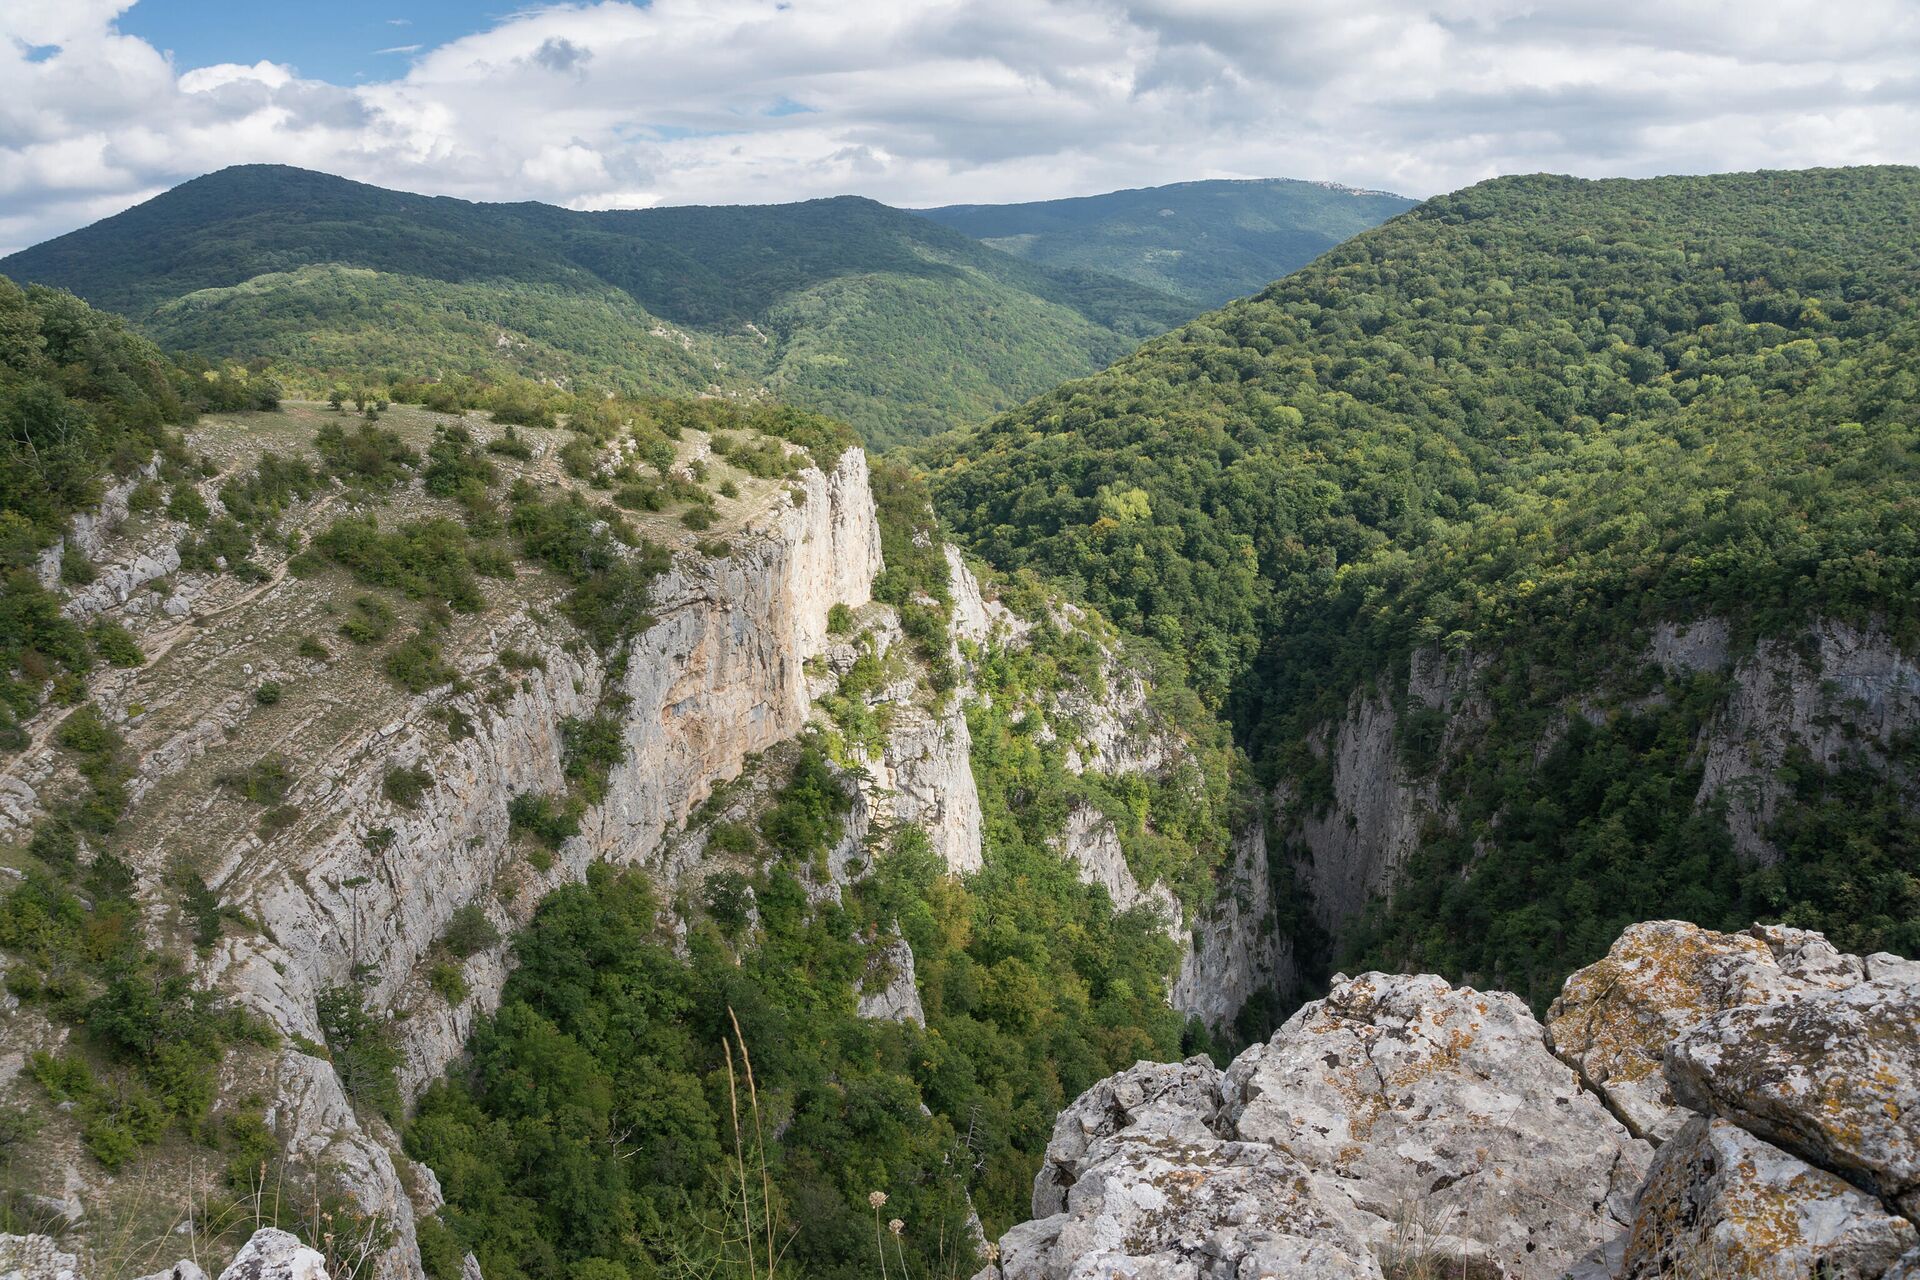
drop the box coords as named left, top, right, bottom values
left=442, top=904, right=501, bottom=958
left=423, top=425, right=498, bottom=498
left=498, top=647, right=545, bottom=672
left=258, top=804, right=301, bottom=839
left=87, top=620, right=144, bottom=668
left=60, top=547, right=95, bottom=586
left=297, top=634, right=332, bottom=662
left=315, top=422, right=417, bottom=489
left=384, top=633, right=458, bottom=694
left=218, top=755, right=294, bottom=805
left=383, top=764, right=433, bottom=810
left=486, top=426, right=535, bottom=461
left=167, top=485, right=210, bottom=526
left=339, top=595, right=397, bottom=645
left=254, top=681, right=282, bottom=706
left=826, top=602, right=855, bottom=635
left=508, top=790, right=579, bottom=852
left=427, top=962, right=467, bottom=1004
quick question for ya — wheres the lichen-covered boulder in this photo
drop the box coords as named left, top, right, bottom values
left=1031, top=1057, right=1224, bottom=1217
left=985, top=972, right=1650, bottom=1280
left=1665, top=971, right=1920, bottom=1214
left=1225, top=971, right=1649, bottom=1279
left=1545, top=921, right=1840, bottom=1142
left=1621, top=1115, right=1916, bottom=1279
left=997, top=1137, right=1381, bottom=1280
left=215, top=1230, right=328, bottom=1280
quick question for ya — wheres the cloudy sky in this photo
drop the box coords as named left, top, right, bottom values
left=4, top=0, right=1918, bottom=255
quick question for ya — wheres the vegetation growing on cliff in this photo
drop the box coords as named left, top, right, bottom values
left=926, top=166, right=1920, bottom=1001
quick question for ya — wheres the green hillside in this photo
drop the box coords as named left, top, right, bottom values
left=0, top=165, right=1193, bottom=448
left=917, top=178, right=1416, bottom=307
left=925, top=166, right=1920, bottom=1003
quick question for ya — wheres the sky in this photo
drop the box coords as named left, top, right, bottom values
left=3, top=0, right=1919, bottom=256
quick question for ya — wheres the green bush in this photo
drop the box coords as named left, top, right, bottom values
left=339, top=595, right=396, bottom=645
left=383, top=764, right=433, bottom=809
left=254, top=681, right=282, bottom=706
left=507, top=790, right=579, bottom=852
left=218, top=755, right=294, bottom=806
left=441, top=904, right=500, bottom=958
left=383, top=633, right=458, bottom=694
left=315, top=421, right=417, bottom=489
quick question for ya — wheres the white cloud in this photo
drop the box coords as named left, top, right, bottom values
left=2, top=0, right=1918, bottom=255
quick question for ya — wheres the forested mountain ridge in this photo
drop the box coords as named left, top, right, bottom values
left=917, top=177, right=1416, bottom=306
left=924, top=165, right=1920, bottom=1005
left=0, top=165, right=1194, bottom=448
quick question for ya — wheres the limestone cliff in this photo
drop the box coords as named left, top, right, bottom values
left=0, top=407, right=883, bottom=1278
left=1282, top=619, right=1919, bottom=949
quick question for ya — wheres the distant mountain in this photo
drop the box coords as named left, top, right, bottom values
left=0, top=165, right=1196, bottom=448
left=916, top=178, right=1417, bottom=307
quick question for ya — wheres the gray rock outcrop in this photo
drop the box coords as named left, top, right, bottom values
left=983, top=921, right=1920, bottom=1280
left=988, top=969, right=1651, bottom=1280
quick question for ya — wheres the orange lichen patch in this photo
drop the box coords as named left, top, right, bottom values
left=1547, top=922, right=1802, bottom=1121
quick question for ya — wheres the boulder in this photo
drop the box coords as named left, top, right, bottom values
left=1546, top=920, right=1837, bottom=1142
left=134, top=1264, right=210, bottom=1280
left=1225, top=971, right=1649, bottom=1279
left=0, top=1235, right=79, bottom=1280
left=986, top=973, right=1650, bottom=1280
left=215, top=1230, right=328, bottom=1280
left=997, top=1137, right=1380, bottom=1280
left=1031, top=1057, right=1224, bottom=1218
left=1621, top=1115, right=1916, bottom=1279
left=1666, top=970, right=1920, bottom=1214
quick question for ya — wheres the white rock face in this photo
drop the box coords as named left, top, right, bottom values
left=1054, top=804, right=1180, bottom=934
left=213, top=1230, right=328, bottom=1280
left=0, top=1234, right=79, bottom=1280
left=856, top=935, right=925, bottom=1025
left=184, top=449, right=882, bottom=1278
left=1172, top=820, right=1293, bottom=1032
left=1289, top=620, right=1919, bottom=947
left=944, top=544, right=1027, bottom=649
left=1291, top=644, right=1486, bottom=934
left=1695, top=619, right=1920, bottom=862
left=878, top=699, right=984, bottom=874
left=987, top=970, right=1651, bottom=1280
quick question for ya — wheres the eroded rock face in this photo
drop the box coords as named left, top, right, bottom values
left=1695, top=620, right=1920, bottom=863
left=1546, top=921, right=1837, bottom=1142
left=1172, top=821, right=1294, bottom=1033
left=1621, top=1116, right=1916, bottom=1280
left=1291, top=645, right=1488, bottom=938
left=855, top=935, right=925, bottom=1026
left=1227, top=972, right=1650, bottom=1279
left=1666, top=970, right=1920, bottom=1214
left=987, top=971, right=1651, bottom=1280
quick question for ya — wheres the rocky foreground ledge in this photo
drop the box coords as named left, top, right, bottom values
left=978, top=921, right=1920, bottom=1280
